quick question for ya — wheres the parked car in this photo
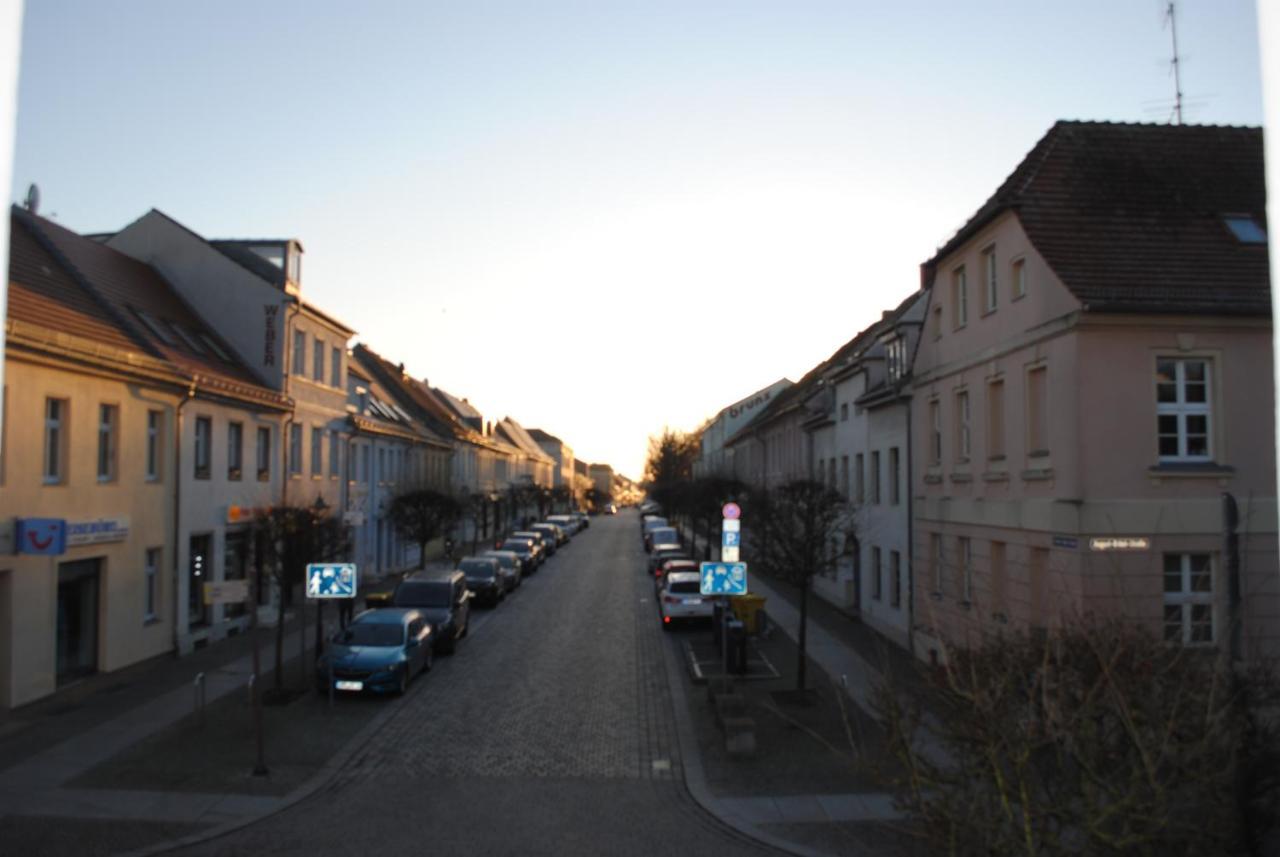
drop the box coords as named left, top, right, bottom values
left=458, top=556, right=505, bottom=606
left=482, top=549, right=524, bottom=591
left=315, top=608, right=434, bottom=695
left=641, top=513, right=666, bottom=534
left=498, top=536, right=542, bottom=570
left=546, top=514, right=580, bottom=535
left=513, top=529, right=555, bottom=557
left=659, top=571, right=714, bottom=629
left=648, top=545, right=690, bottom=576
left=645, top=525, right=680, bottom=553
left=655, top=558, right=700, bottom=592
left=641, top=517, right=670, bottom=549
left=391, top=571, right=471, bottom=654
left=571, top=510, right=590, bottom=529
left=531, top=522, right=568, bottom=548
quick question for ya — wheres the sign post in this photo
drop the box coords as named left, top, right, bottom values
left=307, top=564, right=358, bottom=708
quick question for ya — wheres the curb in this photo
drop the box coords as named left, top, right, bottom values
left=659, top=627, right=841, bottom=857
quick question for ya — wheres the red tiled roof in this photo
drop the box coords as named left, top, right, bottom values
left=925, top=121, right=1269, bottom=315
left=17, top=208, right=282, bottom=402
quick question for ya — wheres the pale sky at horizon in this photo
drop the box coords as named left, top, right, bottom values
left=10, top=1, right=1265, bottom=480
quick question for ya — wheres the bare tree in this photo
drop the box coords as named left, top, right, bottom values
left=754, top=478, right=854, bottom=693
left=387, top=488, right=460, bottom=570
left=873, top=617, right=1280, bottom=856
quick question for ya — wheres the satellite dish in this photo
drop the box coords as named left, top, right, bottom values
left=23, top=183, right=39, bottom=214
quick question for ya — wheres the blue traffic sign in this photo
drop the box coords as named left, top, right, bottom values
left=16, top=518, right=66, bottom=555
left=307, top=563, right=358, bottom=598
left=722, top=530, right=741, bottom=548
left=700, top=562, right=748, bottom=596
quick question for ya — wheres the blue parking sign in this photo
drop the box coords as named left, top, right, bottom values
left=307, top=563, right=358, bottom=598
left=722, top=530, right=740, bottom=548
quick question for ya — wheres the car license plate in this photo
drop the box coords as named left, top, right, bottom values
left=685, top=598, right=702, bottom=605
left=335, top=680, right=363, bottom=691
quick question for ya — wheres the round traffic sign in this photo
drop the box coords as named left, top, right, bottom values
left=722, top=502, right=741, bottom=520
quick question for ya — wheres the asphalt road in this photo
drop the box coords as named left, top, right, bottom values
left=173, top=512, right=780, bottom=857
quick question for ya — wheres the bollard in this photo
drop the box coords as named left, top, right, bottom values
left=193, top=672, right=206, bottom=727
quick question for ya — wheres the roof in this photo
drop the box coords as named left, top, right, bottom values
left=12, top=208, right=288, bottom=408
left=433, top=387, right=483, bottom=422
left=495, top=417, right=555, bottom=462
left=924, top=121, right=1269, bottom=315
left=351, top=344, right=470, bottom=442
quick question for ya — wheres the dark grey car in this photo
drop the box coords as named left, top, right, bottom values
left=392, top=571, right=471, bottom=654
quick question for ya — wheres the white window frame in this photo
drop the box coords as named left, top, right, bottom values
left=855, top=453, right=864, bottom=503
left=956, top=390, right=971, bottom=462
left=311, top=426, right=324, bottom=476
left=44, top=397, right=66, bottom=484
left=931, top=533, right=943, bottom=595
left=889, top=447, right=900, bottom=504
left=228, top=422, right=243, bottom=480
left=960, top=536, right=972, bottom=603
left=871, top=450, right=881, bottom=504
left=890, top=550, right=901, bottom=608
left=1163, top=553, right=1214, bottom=646
left=1156, top=358, right=1213, bottom=463
left=982, top=245, right=997, bottom=312
left=289, top=424, right=302, bottom=475
left=929, top=399, right=942, bottom=465
left=146, top=410, right=162, bottom=481
left=194, top=416, right=212, bottom=479
left=257, top=426, right=272, bottom=480
left=330, top=346, right=342, bottom=388
left=952, top=266, right=968, bottom=329
left=292, top=330, right=307, bottom=377
left=98, top=403, right=118, bottom=482
left=144, top=547, right=161, bottom=621
left=329, top=431, right=341, bottom=478
left=1011, top=257, right=1027, bottom=300
left=871, top=546, right=882, bottom=601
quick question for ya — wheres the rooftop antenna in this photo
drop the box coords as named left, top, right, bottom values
left=22, top=183, right=38, bottom=214
left=1164, top=1, right=1184, bottom=124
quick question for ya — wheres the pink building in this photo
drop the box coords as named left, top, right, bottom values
left=911, top=121, right=1277, bottom=663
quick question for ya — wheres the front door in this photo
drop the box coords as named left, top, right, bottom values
left=56, top=558, right=100, bottom=685
left=189, top=534, right=211, bottom=628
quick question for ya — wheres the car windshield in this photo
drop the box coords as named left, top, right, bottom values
left=501, top=540, right=531, bottom=551
left=651, top=528, right=678, bottom=541
left=669, top=581, right=701, bottom=595
left=484, top=553, right=516, bottom=567
left=459, top=559, right=496, bottom=576
left=336, top=624, right=404, bottom=647
left=395, top=581, right=452, bottom=607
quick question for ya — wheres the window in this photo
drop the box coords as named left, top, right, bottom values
left=931, top=305, right=943, bottom=340
left=816, top=457, right=824, bottom=483
left=146, top=410, right=162, bottom=481
left=990, top=541, right=1007, bottom=618
left=257, top=426, right=272, bottom=480
left=887, top=337, right=907, bottom=382
left=1164, top=553, right=1214, bottom=645
left=331, top=346, right=342, bottom=387
left=311, top=426, right=323, bottom=476
left=289, top=424, right=302, bottom=475
left=1011, top=257, right=1027, bottom=299
left=1156, top=358, right=1212, bottom=462
left=952, top=266, right=968, bottom=328
left=44, top=398, right=67, bottom=484
left=144, top=547, right=161, bottom=621
left=313, top=337, right=325, bottom=381
left=97, top=404, right=118, bottom=482
left=959, top=536, right=972, bottom=603
left=228, top=422, right=243, bottom=480
left=840, top=456, right=849, bottom=498
left=194, top=416, right=212, bottom=479
left=840, top=402, right=848, bottom=422
left=956, top=390, right=971, bottom=462
left=871, top=451, right=881, bottom=503
left=987, top=380, right=1005, bottom=459
left=828, top=458, right=836, bottom=491
left=889, top=447, right=900, bottom=504
left=931, top=533, right=943, bottom=594
left=929, top=399, right=942, bottom=465
left=1027, top=366, right=1048, bottom=455
left=983, top=246, right=997, bottom=312
left=292, top=330, right=306, bottom=376
left=330, top=431, right=341, bottom=477
left=871, top=546, right=882, bottom=601
left=134, top=309, right=177, bottom=345
left=855, top=453, right=865, bottom=503
left=890, top=551, right=901, bottom=608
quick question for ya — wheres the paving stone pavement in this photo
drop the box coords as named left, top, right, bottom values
left=170, top=515, right=782, bottom=857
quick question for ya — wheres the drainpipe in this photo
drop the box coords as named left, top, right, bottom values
left=173, top=377, right=197, bottom=655
left=905, top=388, right=915, bottom=659
left=281, top=299, right=302, bottom=510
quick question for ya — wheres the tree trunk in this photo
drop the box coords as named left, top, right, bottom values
left=299, top=585, right=308, bottom=688
left=273, top=581, right=285, bottom=693
left=797, top=576, right=809, bottom=692
left=313, top=599, right=324, bottom=663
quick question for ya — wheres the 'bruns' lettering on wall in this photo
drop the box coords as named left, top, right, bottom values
left=263, top=304, right=278, bottom=366
left=728, top=391, right=771, bottom=420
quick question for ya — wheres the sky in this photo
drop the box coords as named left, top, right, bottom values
left=9, top=1, right=1266, bottom=480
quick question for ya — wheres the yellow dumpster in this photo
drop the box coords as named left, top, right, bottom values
left=730, top=593, right=767, bottom=634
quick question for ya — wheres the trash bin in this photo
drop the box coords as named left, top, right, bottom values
left=730, top=594, right=767, bottom=634
left=725, top=619, right=748, bottom=674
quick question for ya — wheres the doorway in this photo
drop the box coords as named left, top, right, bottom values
left=189, top=534, right=211, bottom=628
left=56, top=559, right=100, bottom=685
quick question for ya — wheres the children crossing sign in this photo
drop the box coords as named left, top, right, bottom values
left=700, top=562, right=748, bottom=596
left=306, top=563, right=358, bottom=598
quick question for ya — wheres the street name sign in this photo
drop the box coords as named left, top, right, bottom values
left=700, top=561, right=748, bottom=596
left=306, top=563, right=358, bottom=598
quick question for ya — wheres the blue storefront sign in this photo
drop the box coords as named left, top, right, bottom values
left=16, top=518, right=67, bottom=555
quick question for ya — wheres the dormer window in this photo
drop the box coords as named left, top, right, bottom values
left=1223, top=215, right=1267, bottom=244
left=287, top=246, right=302, bottom=284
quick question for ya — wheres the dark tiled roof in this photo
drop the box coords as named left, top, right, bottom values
left=351, top=344, right=472, bottom=442
left=20, top=209, right=275, bottom=396
left=925, top=121, right=1269, bottom=315
left=8, top=211, right=142, bottom=352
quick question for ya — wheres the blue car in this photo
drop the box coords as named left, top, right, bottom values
left=316, top=608, right=434, bottom=695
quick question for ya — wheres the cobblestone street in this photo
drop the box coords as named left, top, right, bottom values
left=173, top=514, right=780, bottom=856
